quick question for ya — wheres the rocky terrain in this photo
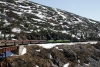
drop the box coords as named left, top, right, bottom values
left=0, top=42, right=100, bottom=67
left=0, top=0, right=100, bottom=41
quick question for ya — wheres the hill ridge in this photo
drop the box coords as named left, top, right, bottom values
left=0, top=0, right=100, bottom=41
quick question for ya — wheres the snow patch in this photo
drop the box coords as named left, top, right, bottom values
left=0, top=1, right=6, bottom=4
left=36, top=65, right=39, bottom=67
left=67, top=22, right=72, bottom=25
left=61, top=30, right=68, bottom=34
left=55, top=47, right=63, bottom=51
left=19, top=5, right=30, bottom=9
left=36, top=43, right=62, bottom=48
left=98, top=33, right=100, bottom=36
left=29, top=41, right=97, bottom=49
left=12, top=28, right=21, bottom=33
left=12, top=39, right=17, bottom=40
left=16, top=0, right=27, bottom=3
left=54, top=9, right=66, bottom=19
left=63, top=63, right=69, bottom=67
left=50, top=54, right=53, bottom=59
left=55, top=47, right=59, bottom=49
left=12, top=11, right=22, bottom=16
left=72, top=34, right=76, bottom=37
left=36, top=49, right=40, bottom=52
left=24, top=10, right=32, bottom=13
left=21, top=48, right=26, bottom=55
left=78, top=60, right=80, bottom=63
left=50, top=23, right=57, bottom=26
left=26, top=21, right=31, bottom=23
left=32, top=18, right=44, bottom=22
left=35, top=13, right=45, bottom=19
left=88, top=19, right=96, bottom=24
left=84, top=63, right=90, bottom=66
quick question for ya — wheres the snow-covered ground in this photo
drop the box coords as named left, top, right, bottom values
left=29, top=41, right=97, bottom=49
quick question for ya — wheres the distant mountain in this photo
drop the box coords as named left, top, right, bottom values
left=0, top=0, right=100, bottom=41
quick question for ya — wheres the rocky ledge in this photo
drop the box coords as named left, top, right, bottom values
left=0, top=42, right=100, bottom=67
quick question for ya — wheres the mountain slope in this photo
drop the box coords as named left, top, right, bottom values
left=0, top=0, right=100, bottom=41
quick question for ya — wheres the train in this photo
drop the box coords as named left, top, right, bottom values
left=0, top=40, right=47, bottom=47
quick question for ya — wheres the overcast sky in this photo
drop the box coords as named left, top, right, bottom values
left=29, top=0, right=100, bottom=21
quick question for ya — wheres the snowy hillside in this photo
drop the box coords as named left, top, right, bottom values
left=0, top=0, right=100, bottom=41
